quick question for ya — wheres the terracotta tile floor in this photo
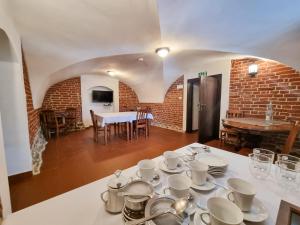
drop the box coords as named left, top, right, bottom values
left=9, top=126, right=251, bottom=212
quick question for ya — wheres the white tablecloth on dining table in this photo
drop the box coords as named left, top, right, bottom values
left=4, top=143, right=300, bottom=225
left=97, top=112, right=154, bottom=127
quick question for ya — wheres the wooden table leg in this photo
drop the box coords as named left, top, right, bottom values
left=126, top=122, right=129, bottom=141
left=130, top=122, right=133, bottom=140
left=104, top=125, right=107, bottom=145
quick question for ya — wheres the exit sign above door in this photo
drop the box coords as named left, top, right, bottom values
left=198, top=71, right=208, bottom=77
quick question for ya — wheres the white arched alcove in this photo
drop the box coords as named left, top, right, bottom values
left=0, top=29, right=32, bottom=176
left=81, top=74, right=119, bottom=126
left=0, top=26, right=32, bottom=218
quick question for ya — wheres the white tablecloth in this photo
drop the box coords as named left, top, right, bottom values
left=97, top=112, right=154, bottom=127
left=4, top=143, right=300, bottom=225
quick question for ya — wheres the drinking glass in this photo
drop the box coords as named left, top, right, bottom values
left=253, top=148, right=275, bottom=163
left=277, top=154, right=300, bottom=165
left=249, top=153, right=272, bottom=179
left=275, top=159, right=300, bottom=190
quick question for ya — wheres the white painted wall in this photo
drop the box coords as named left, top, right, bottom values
left=183, top=58, right=232, bottom=132
left=81, top=75, right=119, bottom=127
left=0, top=114, right=11, bottom=218
left=0, top=61, right=32, bottom=175
left=0, top=0, right=32, bottom=176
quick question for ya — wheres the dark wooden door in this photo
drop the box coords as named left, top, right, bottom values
left=198, top=75, right=222, bottom=143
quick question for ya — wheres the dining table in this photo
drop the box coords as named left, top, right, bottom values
left=222, top=117, right=292, bottom=133
left=222, top=117, right=293, bottom=148
left=3, top=143, right=300, bottom=225
left=96, top=111, right=154, bottom=141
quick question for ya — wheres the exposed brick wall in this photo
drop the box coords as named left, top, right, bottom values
left=229, top=58, right=300, bottom=153
left=22, top=51, right=40, bottom=146
left=119, top=81, right=139, bottom=111
left=119, top=76, right=184, bottom=132
left=42, top=77, right=82, bottom=121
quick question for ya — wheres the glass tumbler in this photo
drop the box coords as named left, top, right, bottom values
left=275, top=159, right=300, bottom=190
left=249, top=153, right=272, bottom=179
left=253, top=148, right=275, bottom=163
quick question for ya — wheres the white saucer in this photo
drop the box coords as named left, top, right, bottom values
left=215, top=188, right=269, bottom=222
left=193, top=208, right=246, bottom=225
left=198, top=154, right=229, bottom=168
left=189, top=174, right=216, bottom=191
left=162, top=190, right=196, bottom=215
left=135, top=170, right=162, bottom=187
left=158, top=160, right=185, bottom=174
left=208, top=171, right=225, bottom=177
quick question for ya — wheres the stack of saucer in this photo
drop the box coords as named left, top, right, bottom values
left=197, top=154, right=228, bottom=176
left=122, top=206, right=144, bottom=223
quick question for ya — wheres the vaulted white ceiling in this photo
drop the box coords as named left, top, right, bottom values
left=7, top=0, right=300, bottom=107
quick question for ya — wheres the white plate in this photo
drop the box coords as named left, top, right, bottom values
left=193, top=208, right=246, bottom=225
left=198, top=154, right=229, bottom=168
left=135, top=170, right=162, bottom=187
left=158, top=160, right=185, bottom=174
left=145, top=195, right=190, bottom=225
left=190, top=174, right=216, bottom=191
left=161, top=190, right=196, bottom=215
left=208, top=171, right=225, bottom=177
left=215, top=188, right=269, bottom=222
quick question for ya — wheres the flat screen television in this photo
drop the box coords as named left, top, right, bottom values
left=92, top=90, right=113, bottom=103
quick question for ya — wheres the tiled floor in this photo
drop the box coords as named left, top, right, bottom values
left=9, top=126, right=251, bottom=212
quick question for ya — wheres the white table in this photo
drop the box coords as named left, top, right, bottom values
left=97, top=112, right=153, bottom=127
left=4, top=143, right=300, bottom=225
left=97, top=111, right=153, bottom=141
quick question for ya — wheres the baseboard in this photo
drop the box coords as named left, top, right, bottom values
left=8, top=171, right=32, bottom=184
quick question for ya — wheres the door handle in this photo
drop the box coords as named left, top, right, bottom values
left=199, top=104, right=206, bottom=111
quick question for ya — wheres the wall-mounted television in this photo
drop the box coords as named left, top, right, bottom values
left=92, top=90, right=113, bottom=103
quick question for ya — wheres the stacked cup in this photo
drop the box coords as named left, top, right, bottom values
left=186, top=160, right=209, bottom=186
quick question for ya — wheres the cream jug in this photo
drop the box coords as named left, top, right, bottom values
left=101, top=170, right=129, bottom=213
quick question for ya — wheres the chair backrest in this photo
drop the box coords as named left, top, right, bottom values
left=89, top=110, right=97, bottom=128
left=41, top=110, right=58, bottom=125
left=282, top=121, right=300, bottom=154
left=136, top=109, right=148, bottom=125
left=65, top=107, right=76, bottom=118
left=226, top=110, right=244, bottom=118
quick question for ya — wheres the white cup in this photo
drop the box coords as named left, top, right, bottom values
left=163, top=151, right=179, bottom=170
left=200, top=197, right=243, bottom=225
left=138, top=159, right=155, bottom=181
left=186, top=160, right=208, bottom=186
left=227, top=178, right=256, bottom=212
left=164, top=174, right=191, bottom=198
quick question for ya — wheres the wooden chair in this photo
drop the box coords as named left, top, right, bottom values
left=90, top=110, right=111, bottom=144
left=134, top=109, right=148, bottom=139
left=65, top=107, right=77, bottom=131
left=226, top=110, right=244, bottom=118
left=282, top=121, right=300, bottom=154
left=41, top=110, right=66, bottom=138
left=220, top=110, right=244, bottom=147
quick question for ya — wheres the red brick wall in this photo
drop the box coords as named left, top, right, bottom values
left=119, top=82, right=139, bottom=111
left=42, top=78, right=82, bottom=121
left=22, top=51, right=40, bottom=146
left=119, top=76, right=184, bottom=131
left=229, top=58, right=300, bottom=152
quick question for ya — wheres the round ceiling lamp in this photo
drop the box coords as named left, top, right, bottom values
left=107, top=70, right=115, bottom=76
left=155, top=47, right=170, bottom=58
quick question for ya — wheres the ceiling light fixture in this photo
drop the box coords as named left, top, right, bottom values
left=155, top=47, right=170, bottom=58
left=107, top=70, right=115, bottom=76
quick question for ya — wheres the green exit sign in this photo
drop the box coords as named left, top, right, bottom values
left=198, top=71, right=207, bottom=77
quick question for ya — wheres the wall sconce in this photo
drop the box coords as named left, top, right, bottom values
left=248, top=64, right=258, bottom=76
